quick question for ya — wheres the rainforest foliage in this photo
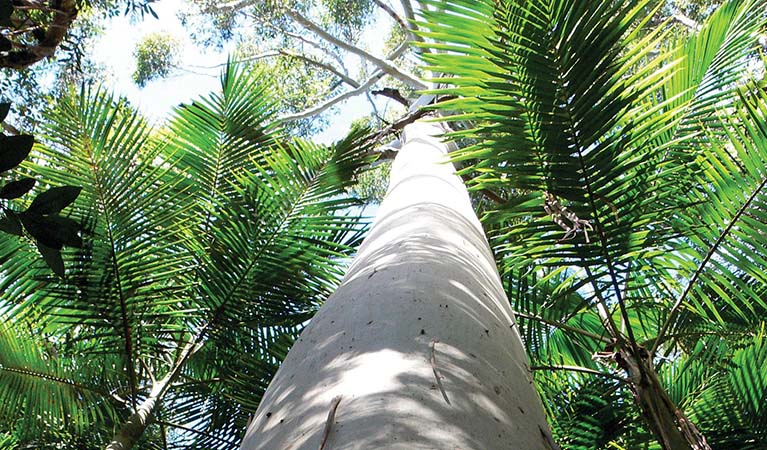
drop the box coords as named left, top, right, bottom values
left=0, top=0, right=766, bottom=449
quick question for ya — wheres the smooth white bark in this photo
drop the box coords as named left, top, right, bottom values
left=240, top=121, right=557, bottom=449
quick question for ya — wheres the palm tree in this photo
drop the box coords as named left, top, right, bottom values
left=0, top=64, right=372, bottom=449
left=416, top=0, right=767, bottom=448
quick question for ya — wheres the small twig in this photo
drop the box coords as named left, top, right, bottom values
left=365, top=90, right=386, bottom=127
left=430, top=340, right=450, bottom=405
left=318, top=395, right=343, bottom=450
left=530, top=364, right=629, bottom=383
left=371, top=87, right=410, bottom=107
left=369, top=96, right=450, bottom=142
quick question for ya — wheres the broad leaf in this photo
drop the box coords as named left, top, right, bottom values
left=27, top=186, right=81, bottom=214
left=0, top=135, right=33, bottom=173
left=0, top=177, right=35, bottom=199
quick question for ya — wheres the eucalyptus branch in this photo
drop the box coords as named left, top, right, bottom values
left=186, top=51, right=279, bottom=69
left=291, top=36, right=413, bottom=118
left=372, top=0, right=422, bottom=51
left=184, top=50, right=358, bottom=88
left=396, top=0, right=428, bottom=51
left=279, top=35, right=416, bottom=122
left=281, top=50, right=359, bottom=88
left=373, top=0, right=407, bottom=31
left=283, top=8, right=426, bottom=89
left=530, top=364, right=629, bottom=383
left=285, top=31, right=346, bottom=68
left=279, top=70, right=387, bottom=121
left=399, top=0, right=416, bottom=25
left=247, top=14, right=347, bottom=68
left=673, top=13, right=701, bottom=31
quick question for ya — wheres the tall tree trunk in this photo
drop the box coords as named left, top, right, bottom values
left=617, top=349, right=711, bottom=450
left=240, top=121, right=558, bottom=449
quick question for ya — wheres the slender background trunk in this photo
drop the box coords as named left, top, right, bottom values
left=106, top=375, right=169, bottom=450
left=240, top=120, right=558, bottom=449
left=617, top=351, right=711, bottom=450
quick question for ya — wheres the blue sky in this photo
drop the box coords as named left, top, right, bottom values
left=91, top=0, right=384, bottom=144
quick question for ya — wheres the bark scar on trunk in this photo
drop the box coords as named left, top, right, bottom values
left=430, top=339, right=451, bottom=405
left=318, top=395, right=343, bottom=450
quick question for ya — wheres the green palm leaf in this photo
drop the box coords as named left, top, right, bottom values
left=0, top=63, right=374, bottom=448
left=0, top=320, right=118, bottom=443
left=418, top=0, right=767, bottom=447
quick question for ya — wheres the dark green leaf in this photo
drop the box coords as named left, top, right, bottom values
left=46, top=215, right=82, bottom=248
left=0, top=177, right=35, bottom=199
left=36, top=241, right=65, bottom=277
left=19, top=213, right=82, bottom=249
left=0, top=0, right=11, bottom=27
left=0, top=103, right=10, bottom=123
left=27, top=186, right=81, bottom=214
left=0, top=35, right=10, bottom=52
left=0, top=135, right=34, bottom=173
left=0, top=210, right=22, bottom=236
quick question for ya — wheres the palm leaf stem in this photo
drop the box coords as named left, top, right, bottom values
left=155, top=420, right=234, bottom=445
left=644, top=329, right=756, bottom=349
left=0, top=366, right=113, bottom=399
left=514, top=310, right=612, bottom=344
left=583, top=264, right=625, bottom=345
left=86, top=147, right=138, bottom=409
left=530, top=365, right=629, bottom=384
left=652, top=175, right=767, bottom=356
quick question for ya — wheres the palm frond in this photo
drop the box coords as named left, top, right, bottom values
left=419, top=0, right=767, bottom=446
left=0, top=320, right=118, bottom=442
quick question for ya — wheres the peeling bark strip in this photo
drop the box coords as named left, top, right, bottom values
left=318, top=396, right=342, bottom=450
left=0, top=0, right=78, bottom=69
left=430, top=340, right=450, bottom=405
